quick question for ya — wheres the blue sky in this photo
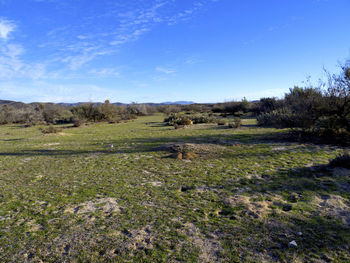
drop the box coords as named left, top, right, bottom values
left=0, top=0, right=349, bottom=103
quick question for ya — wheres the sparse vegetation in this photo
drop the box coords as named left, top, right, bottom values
left=0, top=114, right=349, bottom=262
left=1, top=65, right=350, bottom=262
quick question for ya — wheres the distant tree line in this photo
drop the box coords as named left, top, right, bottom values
left=0, top=63, right=349, bottom=142
left=0, top=100, right=158, bottom=126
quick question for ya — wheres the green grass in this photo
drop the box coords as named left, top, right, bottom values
left=0, top=115, right=349, bottom=262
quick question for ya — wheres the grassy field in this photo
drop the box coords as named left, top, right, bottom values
left=0, top=114, right=349, bottom=262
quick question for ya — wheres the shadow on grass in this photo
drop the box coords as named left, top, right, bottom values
left=0, top=130, right=324, bottom=157
left=1, top=138, right=24, bottom=142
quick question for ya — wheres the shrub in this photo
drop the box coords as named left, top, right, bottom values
left=40, top=125, right=62, bottom=134
left=212, top=98, right=252, bottom=114
left=71, top=101, right=138, bottom=123
left=228, top=117, right=242, bottom=128
left=43, top=104, right=73, bottom=124
left=257, top=109, right=293, bottom=128
left=164, top=114, right=193, bottom=126
left=257, top=97, right=281, bottom=114
left=73, top=118, right=83, bottom=127
left=182, top=118, right=193, bottom=125
left=257, top=65, right=350, bottom=140
left=159, top=105, right=182, bottom=114
left=190, top=115, right=216, bottom=124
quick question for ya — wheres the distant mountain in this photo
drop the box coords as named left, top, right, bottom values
left=0, top=99, right=16, bottom=105
left=0, top=100, right=27, bottom=108
left=160, top=101, right=195, bottom=105
left=1, top=100, right=196, bottom=107
left=58, top=101, right=195, bottom=106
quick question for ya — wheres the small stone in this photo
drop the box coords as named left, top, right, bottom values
left=288, top=240, right=298, bottom=248
left=297, top=232, right=303, bottom=236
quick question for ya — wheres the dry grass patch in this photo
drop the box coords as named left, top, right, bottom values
left=312, top=194, right=350, bottom=226
left=222, top=194, right=293, bottom=219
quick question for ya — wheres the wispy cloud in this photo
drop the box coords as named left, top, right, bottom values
left=156, top=66, right=176, bottom=74
left=0, top=18, right=16, bottom=40
left=185, top=56, right=202, bottom=65
left=88, top=68, right=120, bottom=77
left=41, top=0, right=215, bottom=70
left=0, top=0, right=218, bottom=84
left=0, top=81, right=119, bottom=103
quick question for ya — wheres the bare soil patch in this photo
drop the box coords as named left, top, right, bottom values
left=64, top=198, right=122, bottom=216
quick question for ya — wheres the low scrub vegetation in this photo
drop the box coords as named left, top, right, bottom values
left=40, top=125, right=62, bottom=134
left=164, top=113, right=217, bottom=126
left=0, top=100, right=143, bottom=126
left=257, top=65, right=350, bottom=142
left=1, top=114, right=349, bottom=262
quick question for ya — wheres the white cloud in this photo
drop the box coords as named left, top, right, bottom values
left=0, top=81, right=119, bottom=103
left=185, top=56, right=202, bottom=65
left=42, top=0, right=216, bottom=70
left=0, top=18, right=16, bottom=40
left=88, top=68, right=120, bottom=77
left=156, top=66, right=176, bottom=74
left=0, top=1, right=218, bottom=78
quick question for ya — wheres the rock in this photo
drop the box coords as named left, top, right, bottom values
left=288, top=240, right=298, bottom=248
left=297, top=232, right=303, bottom=236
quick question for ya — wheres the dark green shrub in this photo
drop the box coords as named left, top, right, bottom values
left=73, top=118, right=83, bottom=127
left=257, top=65, right=350, bottom=140
left=43, top=104, right=73, bottom=124
left=257, top=109, right=293, bottom=128
left=164, top=114, right=193, bottom=126
left=257, top=97, right=281, bottom=114
left=190, top=115, right=216, bottom=124
left=228, top=117, right=242, bottom=128
left=40, top=125, right=62, bottom=134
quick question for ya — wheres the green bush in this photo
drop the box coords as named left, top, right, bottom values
left=257, top=109, right=293, bottom=128
left=257, top=65, right=350, bottom=140
left=40, top=125, right=62, bottom=134
left=73, top=118, right=83, bottom=127
left=228, top=117, right=242, bottom=128
left=190, top=115, right=216, bottom=124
